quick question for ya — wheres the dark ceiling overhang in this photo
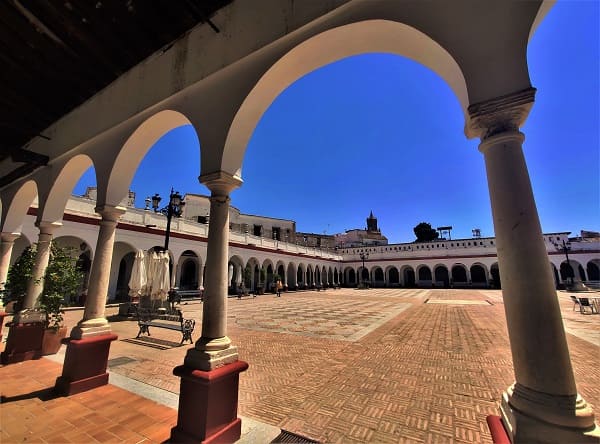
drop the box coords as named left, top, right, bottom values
left=0, top=0, right=232, bottom=187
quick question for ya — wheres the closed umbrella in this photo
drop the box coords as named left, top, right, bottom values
left=127, top=249, right=146, bottom=301
left=151, top=251, right=171, bottom=302
left=145, top=250, right=159, bottom=298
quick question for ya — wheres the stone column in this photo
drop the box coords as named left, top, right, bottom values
left=0, top=232, right=19, bottom=339
left=55, top=205, right=124, bottom=396
left=71, top=205, right=125, bottom=339
left=198, top=264, right=205, bottom=289
left=0, top=232, right=20, bottom=292
left=469, top=88, right=596, bottom=442
left=228, top=263, right=234, bottom=289
left=171, top=261, right=178, bottom=288
left=185, top=172, right=242, bottom=371
left=22, top=221, right=61, bottom=310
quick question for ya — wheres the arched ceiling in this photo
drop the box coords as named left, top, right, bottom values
left=0, top=0, right=231, bottom=186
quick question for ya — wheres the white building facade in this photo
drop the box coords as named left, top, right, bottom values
left=9, top=195, right=599, bottom=302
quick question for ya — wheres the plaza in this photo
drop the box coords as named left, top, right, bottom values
left=1, top=1, right=599, bottom=441
left=2, top=288, right=599, bottom=443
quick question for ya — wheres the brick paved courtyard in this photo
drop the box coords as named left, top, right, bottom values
left=2, top=288, right=599, bottom=443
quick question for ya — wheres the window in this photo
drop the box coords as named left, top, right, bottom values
left=253, top=225, right=262, bottom=236
left=272, top=227, right=281, bottom=241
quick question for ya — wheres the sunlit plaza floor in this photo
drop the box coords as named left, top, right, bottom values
left=1, top=288, right=599, bottom=443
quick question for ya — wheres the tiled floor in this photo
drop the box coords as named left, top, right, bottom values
left=0, top=358, right=177, bottom=443
left=1, top=288, right=599, bottom=443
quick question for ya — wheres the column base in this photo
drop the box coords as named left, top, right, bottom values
left=185, top=344, right=239, bottom=371
left=501, top=385, right=599, bottom=443
left=486, top=415, right=511, bottom=444
left=70, top=318, right=111, bottom=339
left=54, top=333, right=118, bottom=396
left=170, top=360, right=249, bottom=443
left=1, top=322, right=45, bottom=364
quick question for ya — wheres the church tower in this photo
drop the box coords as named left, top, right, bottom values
left=366, top=211, right=380, bottom=233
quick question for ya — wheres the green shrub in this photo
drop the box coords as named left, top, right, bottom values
left=3, top=243, right=84, bottom=329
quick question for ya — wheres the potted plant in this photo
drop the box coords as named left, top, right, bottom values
left=1, top=245, right=36, bottom=314
left=4, top=243, right=83, bottom=355
left=40, top=244, right=83, bottom=354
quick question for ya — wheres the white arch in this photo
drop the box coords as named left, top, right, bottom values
left=105, top=110, right=196, bottom=206
left=40, top=154, right=95, bottom=224
left=1, top=181, right=38, bottom=233
left=223, top=19, right=468, bottom=178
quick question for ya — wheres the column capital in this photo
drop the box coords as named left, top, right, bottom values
left=199, top=171, right=243, bottom=196
left=467, top=88, right=536, bottom=140
left=0, top=232, right=20, bottom=243
left=35, top=221, right=62, bottom=236
left=94, top=205, right=126, bottom=222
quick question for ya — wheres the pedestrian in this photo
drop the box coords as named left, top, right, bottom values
left=276, top=280, right=283, bottom=297
left=237, top=283, right=243, bottom=299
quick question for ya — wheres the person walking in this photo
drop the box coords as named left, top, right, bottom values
left=276, top=280, right=283, bottom=297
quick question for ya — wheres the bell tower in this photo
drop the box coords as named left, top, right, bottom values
left=366, top=211, right=379, bottom=233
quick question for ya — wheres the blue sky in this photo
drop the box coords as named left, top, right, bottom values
left=75, top=0, right=599, bottom=244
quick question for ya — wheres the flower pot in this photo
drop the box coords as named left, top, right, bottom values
left=42, top=326, right=67, bottom=355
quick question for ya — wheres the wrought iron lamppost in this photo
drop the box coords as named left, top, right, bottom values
left=553, top=239, right=588, bottom=291
left=359, top=252, right=369, bottom=288
left=558, top=239, right=573, bottom=284
left=151, top=188, right=185, bottom=252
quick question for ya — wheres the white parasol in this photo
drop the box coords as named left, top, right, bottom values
left=151, top=250, right=171, bottom=301
left=128, top=249, right=147, bottom=300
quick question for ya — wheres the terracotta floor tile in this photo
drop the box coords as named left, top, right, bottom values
left=1, top=289, right=599, bottom=443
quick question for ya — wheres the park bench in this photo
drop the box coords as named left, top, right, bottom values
left=135, top=306, right=195, bottom=344
left=168, top=288, right=204, bottom=305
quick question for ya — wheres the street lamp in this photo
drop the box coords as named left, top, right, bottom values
left=151, top=188, right=185, bottom=251
left=557, top=240, right=572, bottom=282
left=359, top=252, right=369, bottom=288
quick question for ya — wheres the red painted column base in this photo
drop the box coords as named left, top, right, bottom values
left=1, top=322, right=45, bottom=365
left=486, top=415, right=511, bottom=444
left=54, top=333, right=118, bottom=396
left=170, top=360, right=249, bottom=444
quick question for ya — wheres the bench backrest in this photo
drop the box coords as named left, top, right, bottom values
left=136, top=307, right=183, bottom=323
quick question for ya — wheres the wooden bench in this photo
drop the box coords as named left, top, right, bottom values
left=135, top=306, right=195, bottom=344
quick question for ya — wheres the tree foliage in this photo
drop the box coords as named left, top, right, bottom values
left=243, top=265, right=252, bottom=289
left=413, top=222, right=439, bottom=242
left=41, top=245, right=84, bottom=329
left=3, top=243, right=84, bottom=329
left=2, top=245, right=36, bottom=311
